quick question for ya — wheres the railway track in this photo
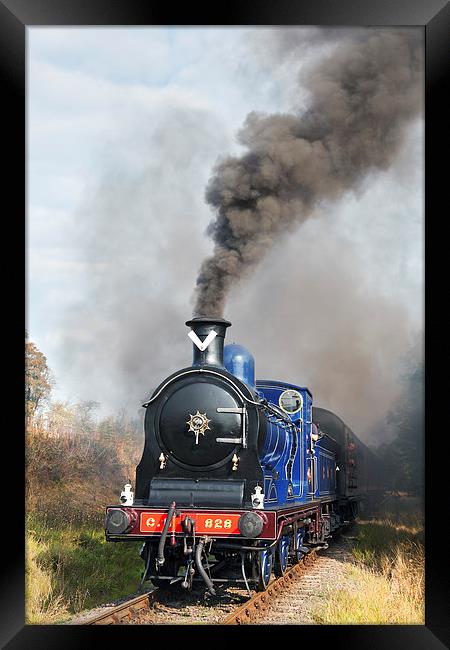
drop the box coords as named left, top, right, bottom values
left=70, top=525, right=358, bottom=626
left=221, top=550, right=318, bottom=624
left=72, top=539, right=355, bottom=625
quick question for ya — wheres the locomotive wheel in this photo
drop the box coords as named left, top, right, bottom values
left=274, top=535, right=290, bottom=577
left=256, top=548, right=273, bottom=591
left=293, top=531, right=304, bottom=563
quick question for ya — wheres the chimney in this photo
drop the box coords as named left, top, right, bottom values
left=185, top=317, right=231, bottom=368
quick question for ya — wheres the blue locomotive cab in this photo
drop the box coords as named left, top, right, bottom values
left=256, top=381, right=313, bottom=508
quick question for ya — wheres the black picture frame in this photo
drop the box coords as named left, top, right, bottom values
left=2, top=0, right=448, bottom=647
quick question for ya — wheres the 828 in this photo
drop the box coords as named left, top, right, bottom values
left=204, top=518, right=232, bottom=529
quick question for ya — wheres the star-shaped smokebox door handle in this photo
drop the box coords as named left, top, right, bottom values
left=186, top=410, right=211, bottom=445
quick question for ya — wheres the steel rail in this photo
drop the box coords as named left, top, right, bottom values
left=220, top=550, right=317, bottom=625
left=77, top=590, right=158, bottom=625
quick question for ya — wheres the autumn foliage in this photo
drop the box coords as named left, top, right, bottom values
left=25, top=336, right=53, bottom=427
left=25, top=337, right=143, bottom=526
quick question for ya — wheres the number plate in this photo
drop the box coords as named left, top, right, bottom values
left=140, top=511, right=241, bottom=535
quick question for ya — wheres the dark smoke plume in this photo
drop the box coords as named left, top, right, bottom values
left=193, top=29, right=423, bottom=317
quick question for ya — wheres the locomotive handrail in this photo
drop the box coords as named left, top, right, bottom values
left=142, top=367, right=267, bottom=411
left=142, top=368, right=257, bottom=407
left=263, top=402, right=297, bottom=427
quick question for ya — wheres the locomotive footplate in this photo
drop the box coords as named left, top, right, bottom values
left=105, top=501, right=324, bottom=542
left=105, top=506, right=277, bottom=540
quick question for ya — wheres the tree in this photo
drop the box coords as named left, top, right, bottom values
left=73, top=400, right=99, bottom=436
left=376, top=361, right=424, bottom=495
left=25, top=336, right=53, bottom=426
left=45, top=401, right=76, bottom=438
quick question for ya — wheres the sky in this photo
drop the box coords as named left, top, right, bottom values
left=27, top=27, right=424, bottom=440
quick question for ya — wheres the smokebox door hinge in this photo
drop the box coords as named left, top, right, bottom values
left=217, top=406, right=248, bottom=448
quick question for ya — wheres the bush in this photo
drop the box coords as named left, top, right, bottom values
left=25, top=425, right=141, bottom=526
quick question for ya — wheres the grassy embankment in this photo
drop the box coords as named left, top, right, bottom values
left=26, top=429, right=144, bottom=624
left=312, top=499, right=424, bottom=625
left=26, top=514, right=143, bottom=624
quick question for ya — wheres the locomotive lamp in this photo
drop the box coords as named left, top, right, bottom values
left=251, top=485, right=264, bottom=509
left=120, top=484, right=134, bottom=505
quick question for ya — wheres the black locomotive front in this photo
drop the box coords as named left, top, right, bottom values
left=135, top=317, right=265, bottom=509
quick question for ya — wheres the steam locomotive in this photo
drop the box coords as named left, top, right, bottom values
left=105, top=317, right=385, bottom=594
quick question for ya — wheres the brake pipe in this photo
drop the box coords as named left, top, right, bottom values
left=156, top=501, right=176, bottom=568
left=195, top=536, right=216, bottom=596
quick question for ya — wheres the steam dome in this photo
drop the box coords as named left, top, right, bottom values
left=224, top=344, right=255, bottom=389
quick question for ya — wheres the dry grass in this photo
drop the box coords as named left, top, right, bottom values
left=313, top=514, right=424, bottom=625
left=26, top=533, right=69, bottom=624
left=25, top=516, right=143, bottom=624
